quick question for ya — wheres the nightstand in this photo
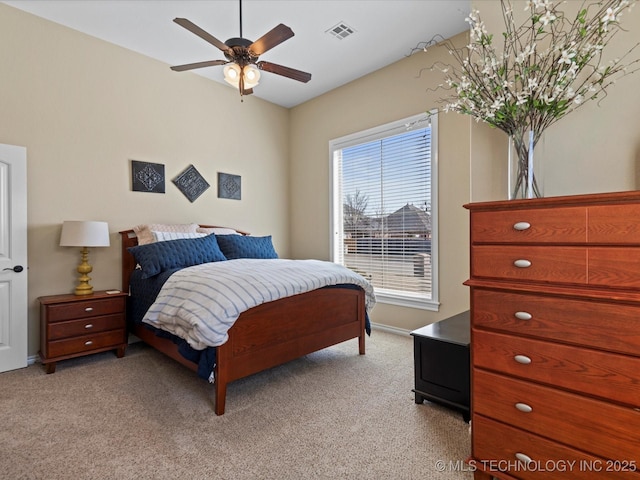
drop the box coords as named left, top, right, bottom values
left=411, top=310, right=470, bottom=422
left=38, top=291, right=128, bottom=373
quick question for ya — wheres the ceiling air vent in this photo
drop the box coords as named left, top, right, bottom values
left=326, top=21, right=355, bottom=40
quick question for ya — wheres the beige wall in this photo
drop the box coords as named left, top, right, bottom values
left=0, top=4, right=291, bottom=356
left=290, top=0, right=640, bottom=332
left=5, top=1, right=640, bottom=356
left=470, top=0, right=640, bottom=201
left=289, top=32, right=473, bottom=332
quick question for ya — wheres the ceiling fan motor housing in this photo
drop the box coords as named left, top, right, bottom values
left=224, top=37, right=258, bottom=65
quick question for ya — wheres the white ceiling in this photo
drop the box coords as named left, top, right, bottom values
left=4, top=0, right=470, bottom=108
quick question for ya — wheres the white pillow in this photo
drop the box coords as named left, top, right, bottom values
left=196, top=227, right=240, bottom=236
left=133, top=223, right=199, bottom=245
left=152, top=231, right=208, bottom=242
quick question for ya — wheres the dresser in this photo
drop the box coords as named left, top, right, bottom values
left=39, top=291, right=128, bottom=373
left=465, top=191, right=640, bottom=480
left=411, top=310, right=470, bottom=422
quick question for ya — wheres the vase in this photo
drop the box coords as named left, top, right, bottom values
left=508, top=130, right=543, bottom=199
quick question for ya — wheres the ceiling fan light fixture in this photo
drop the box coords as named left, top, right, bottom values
left=243, top=65, right=261, bottom=88
left=223, top=63, right=241, bottom=86
left=170, top=1, right=311, bottom=99
left=223, top=63, right=261, bottom=89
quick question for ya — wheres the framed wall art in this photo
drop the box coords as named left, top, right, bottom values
left=218, top=172, right=241, bottom=200
left=172, top=164, right=210, bottom=203
left=131, top=160, right=165, bottom=193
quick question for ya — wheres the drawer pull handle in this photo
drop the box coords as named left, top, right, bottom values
left=515, top=452, right=533, bottom=465
left=514, top=354, right=532, bottom=365
left=515, top=402, right=533, bottom=413
left=514, top=259, right=532, bottom=268
left=84, top=340, right=93, bottom=346
left=515, top=311, right=532, bottom=320
left=84, top=307, right=94, bottom=312
left=84, top=324, right=94, bottom=329
left=513, top=222, right=531, bottom=231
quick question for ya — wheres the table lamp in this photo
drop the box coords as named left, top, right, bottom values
left=60, top=220, right=110, bottom=295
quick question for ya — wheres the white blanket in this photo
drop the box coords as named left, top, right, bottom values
left=142, top=258, right=376, bottom=350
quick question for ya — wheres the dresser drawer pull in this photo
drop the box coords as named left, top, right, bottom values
left=84, top=340, right=93, bottom=346
left=515, top=452, right=533, bottom=465
left=513, top=222, right=531, bottom=231
left=515, top=402, right=533, bottom=413
left=514, top=259, right=532, bottom=268
left=515, top=311, right=532, bottom=320
left=514, top=354, right=532, bottom=364
left=84, top=324, right=94, bottom=329
left=84, top=307, right=94, bottom=312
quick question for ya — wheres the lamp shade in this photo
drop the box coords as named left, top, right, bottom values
left=60, top=221, right=110, bottom=247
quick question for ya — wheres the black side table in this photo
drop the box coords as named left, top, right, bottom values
left=411, top=310, right=470, bottom=422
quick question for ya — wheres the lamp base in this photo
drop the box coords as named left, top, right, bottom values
left=74, top=246, right=94, bottom=296
left=74, top=284, right=94, bottom=296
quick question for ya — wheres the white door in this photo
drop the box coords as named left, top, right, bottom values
left=0, top=144, right=28, bottom=372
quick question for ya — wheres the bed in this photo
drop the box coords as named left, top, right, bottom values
left=120, top=225, right=374, bottom=415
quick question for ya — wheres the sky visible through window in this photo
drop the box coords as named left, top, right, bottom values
left=341, top=127, right=431, bottom=218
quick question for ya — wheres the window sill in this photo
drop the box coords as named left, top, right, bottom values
left=374, top=291, right=440, bottom=311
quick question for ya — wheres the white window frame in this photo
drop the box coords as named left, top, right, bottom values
left=329, top=111, right=439, bottom=311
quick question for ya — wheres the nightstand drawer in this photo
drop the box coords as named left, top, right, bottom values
left=45, top=297, right=125, bottom=322
left=474, top=369, right=640, bottom=463
left=473, top=330, right=640, bottom=406
left=46, top=330, right=125, bottom=358
left=47, top=313, right=124, bottom=340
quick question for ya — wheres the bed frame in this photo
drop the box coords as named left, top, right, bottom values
left=120, top=227, right=366, bottom=415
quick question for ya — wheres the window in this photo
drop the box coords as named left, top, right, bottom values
left=330, top=111, right=438, bottom=310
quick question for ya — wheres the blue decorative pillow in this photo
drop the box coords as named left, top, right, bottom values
left=216, top=235, right=278, bottom=260
left=128, top=234, right=227, bottom=278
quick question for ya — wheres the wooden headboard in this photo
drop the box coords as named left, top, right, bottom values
left=119, top=225, right=249, bottom=293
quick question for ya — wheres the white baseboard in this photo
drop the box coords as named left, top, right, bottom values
left=370, top=322, right=412, bottom=336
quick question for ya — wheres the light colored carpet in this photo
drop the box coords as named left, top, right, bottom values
left=1, top=330, right=472, bottom=479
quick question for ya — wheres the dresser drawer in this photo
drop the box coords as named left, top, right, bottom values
left=472, top=289, right=640, bottom=356
left=588, top=204, right=640, bottom=244
left=588, top=247, right=640, bottom=288
left=47, top=313, right=124, bottom=341
left=473, top=330, right=640, bottom=407
left=46, top=330, right=126, bottom=358
left=471, top=246, right=587, bottom=284
left=472, top=415, right=640, bottom=480
left=45, top=297, right=125, bottom=322
left=471, top=207, right=586, bottom=244
left=474, top=369, right=640, bottom=463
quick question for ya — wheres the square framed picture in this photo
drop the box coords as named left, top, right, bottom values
left=131, top=160, right=165, bottom=193
left=173, top=164, right=210, bottom=202
left=218, top=172, right=241, bottom=200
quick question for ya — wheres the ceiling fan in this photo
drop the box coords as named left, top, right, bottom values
left=170, top=0, right=312, bottom=99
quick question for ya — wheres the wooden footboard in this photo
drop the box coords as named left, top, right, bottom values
left=121, top=228, right=366, bottom=415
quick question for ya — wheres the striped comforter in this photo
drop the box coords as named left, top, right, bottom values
left=142, top=258, right=376, bottom=350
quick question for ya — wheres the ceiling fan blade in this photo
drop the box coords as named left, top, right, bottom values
left=170, top=60, right=228, bottom=72
left=242, top=88, right=254, bottom=96
left=249, top=24, right=294, bottom=56
left=173, top=18, right=233, bottom=55
left=257, top=61, right=312, bottom=83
